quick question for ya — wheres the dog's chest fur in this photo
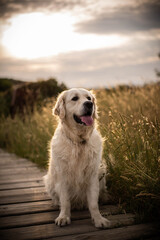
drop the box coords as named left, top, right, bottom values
left=51, top=127, right=102, bottom=189
left=47, top=123, right=103, bottom=208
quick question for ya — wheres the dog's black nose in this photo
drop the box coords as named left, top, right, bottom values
left=84, top=101, right=93, bottom=109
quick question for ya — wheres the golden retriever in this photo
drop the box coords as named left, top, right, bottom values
left=44, top=88, right=110, bottom=228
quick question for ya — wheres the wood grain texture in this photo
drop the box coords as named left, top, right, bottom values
left=51, top=223, right=160, bottom=240
left=0, top=166, right=44, bottom=176
left=0, top=180, right=44, bottom=191
left=0, top=191, right=50, bottom=204
left=0, top=149, right=159, bottom=240
left=0, top=201, right=119, bottom=217
left=0, top=177, right=43, bottom=185
left=0, top=208, right=127, bottom=229
left=0, top=216, right=136, bottom=240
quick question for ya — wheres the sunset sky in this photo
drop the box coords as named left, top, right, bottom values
left=0, top=0, right=160, bottom=88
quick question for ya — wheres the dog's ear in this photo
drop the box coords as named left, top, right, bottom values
left=90, top=91, right=98, bottom=119
left=53, top=91, right=66, bottom=119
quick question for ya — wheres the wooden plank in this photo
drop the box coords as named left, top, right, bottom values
left=0, top=180, right=44, bottom=191
left=0, top=205, right=122, bottom=227
left=0, top=177, right=43, bottom=185
left=0, top=211, right=58, bottom=229
left=0, top=212, right=134, bottom=229
left=0, top=172, right=45, bottom=181
left=0, top=157, right=34, bottom=165
left=52, top=223, right=160, bottom=240
left=0, top=189, right=50, bottom=205
left=0, top=201, right=120, bottom=217
left=0, top=162, right=38, bottom=169
left=0, top=154, right=41, bottom=169
left=0, top=192, right=50, bottom=204
left=0, top=202, right=120, bottom=217
left=0, top=214, right=135, bottom=240
left=0, top=200, right=57, bottom=216
left=0, top=167, right=45, bottom=176
left=0, top=162, right=36, bottom=168
left=0, top=187, right=46, bottom=197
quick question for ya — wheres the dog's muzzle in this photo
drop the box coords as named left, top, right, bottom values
left=73, top=101, right=94, bottom=126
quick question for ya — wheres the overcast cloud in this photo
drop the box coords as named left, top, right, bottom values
left=0, top=0, right=159, bottom=88
left=76, top=0, right=160, bottom=34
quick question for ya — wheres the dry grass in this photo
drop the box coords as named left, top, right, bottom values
left=0, top=102, right=56, bottom=168
left=95, top=83, right=160, bottom=220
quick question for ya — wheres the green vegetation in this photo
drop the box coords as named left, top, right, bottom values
left=0, top=78, right=23, bottom=92
left=0, top=78, right=67, bottom=117
left=0, top=81, right=159, bottom=220
left=0, top=104, right=56, bottom=167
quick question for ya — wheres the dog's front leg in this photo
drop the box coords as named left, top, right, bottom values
left=87, top=174, right=110, bottom=228
left=55, top=183, right=71, bottom=226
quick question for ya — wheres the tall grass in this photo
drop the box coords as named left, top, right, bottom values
left=96, top=83, right=160, bottom=220
left=0, top=103, right=56, bottom=168
left=0, top=82, right=159, bottom=219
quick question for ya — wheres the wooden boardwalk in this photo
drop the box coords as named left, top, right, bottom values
left=0, top=149, right=159, bottom=240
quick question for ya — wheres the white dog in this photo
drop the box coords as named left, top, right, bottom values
left=44, top=88, right=110, bottom=228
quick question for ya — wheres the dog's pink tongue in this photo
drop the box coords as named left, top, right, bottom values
left=80, top=116, right=93, bottom=126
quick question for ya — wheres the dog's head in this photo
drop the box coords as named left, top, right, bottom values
left=53, top=88, right=98, bottom=127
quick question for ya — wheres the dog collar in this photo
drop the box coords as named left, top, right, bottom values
left=80, top=139, right=86, bottom=144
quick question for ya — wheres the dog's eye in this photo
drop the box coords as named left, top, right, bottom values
left=72, top=96, right=79, bottom=101
left=87, top=96, right=91, bottom=101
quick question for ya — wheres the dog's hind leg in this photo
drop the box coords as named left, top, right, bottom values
left=98, top=163, right=111, bottom=204
left=43, top=174, right=59, bottom=206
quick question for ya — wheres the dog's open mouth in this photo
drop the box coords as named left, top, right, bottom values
left=73, top=114, right=93, bottom=126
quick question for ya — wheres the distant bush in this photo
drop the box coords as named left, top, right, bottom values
left=0, top=78, right=23, bottom=92
left=0, top=78, right=67, bottom=117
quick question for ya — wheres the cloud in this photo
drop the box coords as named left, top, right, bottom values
left=1, top=0, right=160, bottom=34
left=75, top=0, right=160, bottom=34
left=0, top=0, right=86, bottom=19
left=0, top=34, right=159, bottom=88
left=0, top=0, right=159, bottom=88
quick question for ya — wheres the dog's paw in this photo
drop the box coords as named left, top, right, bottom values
left=55, top=215, right=71, bottom=227
left=93, top=216, right=111, bottom=229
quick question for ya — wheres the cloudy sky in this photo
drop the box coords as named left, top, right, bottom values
left=0, top=0, right=160, bottom=88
